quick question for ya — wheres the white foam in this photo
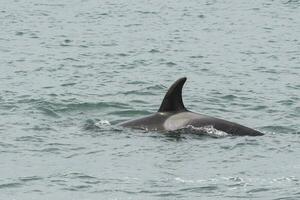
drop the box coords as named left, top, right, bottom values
left=185, top=125, right=229, bottom=137
left=95, top=120, right=111, bottom=127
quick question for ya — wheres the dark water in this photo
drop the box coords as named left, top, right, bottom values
left=1, top=0, right=300, bottom=199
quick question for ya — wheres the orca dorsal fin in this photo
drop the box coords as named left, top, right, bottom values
left=158, top=77, right=187, bottom=112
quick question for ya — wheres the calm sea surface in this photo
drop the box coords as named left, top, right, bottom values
left=1, top=0, right=300, bottom=199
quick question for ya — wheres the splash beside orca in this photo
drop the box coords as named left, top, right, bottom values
left=119, top=77, right=263, bottom=136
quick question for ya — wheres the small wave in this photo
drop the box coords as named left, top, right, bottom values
left=247, top=188, right=271, bottom=193
left=149, top=49, right=160, bottom=53
left=15, top=135, right=44, bottom=143
left=122, top=84, right=165, bottom=95
left=284, top=0, right=300, bottom=6
left=55, top=102, right=130, bottom=112
left=109, top=109, right=151, bottom=117
left=260, top=126, right=296, bottom=134
left=166, top=61, right=177, bottom=66
left=247, top=105, right=268, bottom=111
left=60, top=82, right=76, bottom=87
left=37, top=107, right=60, bottom=118
left=222, top=94, right=237, bottom=101
left=0, top=182, right=22, bottom=189
left=179, top=185, right=218, bottom=192
left=62, top=184, right=92, bottom=191
left=61, top=172, right=98, bottom=180
left=127, top=80, right=147, bottom=85
left=122, top=90, right=156, bottom=96
left=40, top=147, right=61, bottom=153
left=0, top=142, right=18, bottom=148
left=19, top=176, right=43, bottom=182
left=26, top=99, right=131, bottom=113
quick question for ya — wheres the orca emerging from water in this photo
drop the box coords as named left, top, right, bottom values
left=119, top=77, right=263, bottom=136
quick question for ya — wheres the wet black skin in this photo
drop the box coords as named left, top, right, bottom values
left=119, top=77, right=264, bottom=136
left=119, top=111, right=263, bottom=136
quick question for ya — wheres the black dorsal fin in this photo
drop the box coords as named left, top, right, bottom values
left=158, top=77, right=187, bottom=112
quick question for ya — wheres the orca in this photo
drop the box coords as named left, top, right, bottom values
left=119, top=77, right=263, bottom=136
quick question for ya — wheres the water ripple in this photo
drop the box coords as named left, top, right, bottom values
left=1, top=0, right=299, bottom=199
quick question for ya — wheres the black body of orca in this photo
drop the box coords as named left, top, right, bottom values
left=119, top=77, right=263, bottom=136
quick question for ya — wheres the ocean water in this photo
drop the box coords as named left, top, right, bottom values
left=1, top=0, right=300, bottom=199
